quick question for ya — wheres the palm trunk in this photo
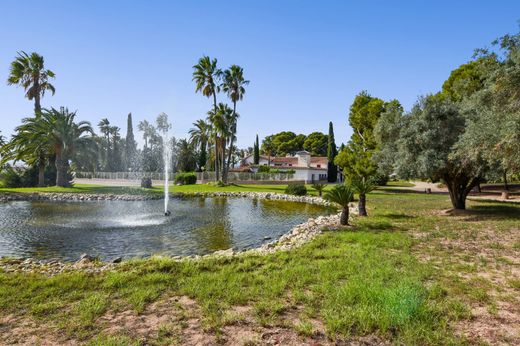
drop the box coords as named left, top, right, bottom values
left=221, top=137, right=228, bottom=183
left=358, top=193, right=367, bottom=216
left=55, top=148, right=68, bottom=187
left=38, top=154, right=45, bottom=187
left=215, top=138, right=220, bottom=181
left=340, top=207, right=349, bottom=225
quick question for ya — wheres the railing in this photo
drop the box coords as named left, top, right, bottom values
left=75, top=171, right=296, bottom=182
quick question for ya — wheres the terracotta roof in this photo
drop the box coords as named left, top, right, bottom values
left=271, top=157, right=298, bottom=165
left=310, top=157, right=328, bottom=165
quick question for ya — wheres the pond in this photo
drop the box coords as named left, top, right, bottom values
left=0, top=197, right=333, bottom=261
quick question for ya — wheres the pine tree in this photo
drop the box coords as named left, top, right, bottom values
left=327, top=121, right=338, bottom=182
left=125, top=113, right=137, bottom=170
left=253, top=134, right=260, bottom=164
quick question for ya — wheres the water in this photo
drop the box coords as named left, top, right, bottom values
left=0, top=197, right=333, bottom=261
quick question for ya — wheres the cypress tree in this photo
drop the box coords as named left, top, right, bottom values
left=253, top=134, right=260, bottom=164
left=125, top=113, right=137, bottom=170
left=327, top=121, right=338, bottom=182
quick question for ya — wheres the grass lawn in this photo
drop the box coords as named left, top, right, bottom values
left=0, top=187, right=519, bottom=344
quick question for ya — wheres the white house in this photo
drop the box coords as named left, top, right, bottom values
left=240, top=151, right=331, bottom=183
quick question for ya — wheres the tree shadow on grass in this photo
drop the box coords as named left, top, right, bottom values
left=463, top=203, right=520, bottom=222
left=355, top=219, right=401, bottom=232
left=382, top=213, right=416, bottom=220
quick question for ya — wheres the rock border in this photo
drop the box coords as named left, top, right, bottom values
left=0, top=191, right=356, bottom=275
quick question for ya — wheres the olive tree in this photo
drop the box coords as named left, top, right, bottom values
left=395, top=95, right=485, bottom=210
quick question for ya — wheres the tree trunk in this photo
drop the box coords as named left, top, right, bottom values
left=503, top=170, right=509, bottom=191
left=221, top=137, right=227, bottom=183
left=358, top=193, right=367, bottom=216
left=445, top=175, right=479, bottom=210
left=38, top=155, right=45, bottom=187
left=215, top=139, right=220, bottom=181
left=34, top=85, right=41, bottom=115
left=55, top=149, right=68, bottom=187
left=340, top=207, right=349, bottom=225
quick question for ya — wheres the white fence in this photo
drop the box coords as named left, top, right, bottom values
left=75, top=171, right=297, bottom=182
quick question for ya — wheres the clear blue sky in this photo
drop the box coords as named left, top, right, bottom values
left=1, top=1, right=519, bottom=148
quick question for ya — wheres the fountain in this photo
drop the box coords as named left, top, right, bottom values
left=158, top=113, right=172, bottom=216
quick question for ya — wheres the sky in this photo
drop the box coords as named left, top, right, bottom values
left=1, top=1, right=519, bottom=148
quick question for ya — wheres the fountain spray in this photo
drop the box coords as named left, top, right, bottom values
left=158, top=113, right=172, bottom=216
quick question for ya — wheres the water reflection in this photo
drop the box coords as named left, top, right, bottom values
left=0, top=198, right=333, bottom=261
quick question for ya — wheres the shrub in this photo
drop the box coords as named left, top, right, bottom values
left=258, top=165, right=271, bottom=173
left=174, top=172, right=197, bottom=185
left=285, top=183, right=307, bottom=196
left=373, top=174, right=389, bottom=186
left=0, top=166, right=23, bottom=188
left=141, top=177, right=152, bottom=188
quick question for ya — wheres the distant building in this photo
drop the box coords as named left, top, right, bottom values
left=240, top=150, right=331, bottom=183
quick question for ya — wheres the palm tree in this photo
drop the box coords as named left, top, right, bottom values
left=42, top=108, right=95, bottom=186
left=7, top=51, right=55, bottom=114
left=324, top=184, right=354, bottom=225
left=138, top=120, right=152, bottom=149
left=1, top=119, right=53, bottom=186
left=311, top=182, right=327, bottom=197
left=8, top=51, right=56, bottom=185
left=221, top=65, right=249, bottom=180
left=207, top=103, right=234, bottom=181
left=4, top=108, right=94, bottom=187
left=193, top=56, right=222, bottom=179
left=351, top=176, right=376, bottom=216
left=189, top=119, right=210, bottom=171
left=97, top=118, right=111, bottom=170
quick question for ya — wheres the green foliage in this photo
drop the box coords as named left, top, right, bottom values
left=0, top=166, right=23, bottom=188
left=442, top=60, right=485, bottom=101
left=311, top=182, right=327, bottom=196
left=253, top=134, right=260, bottom=164
left=323, top=183, right=354, bottom=208
left=174, top=172, right=197, bottom=185
left=303, top=132, right=328, bottom=156
left=257, top=165, right=271, bottom=173
left=351, top=176, right=376, bottom=195
left=327, top=122, right=338, bottom=182
left=336, top=91, right=398, bottom=179
left=284, top=183, right=307, bottom=196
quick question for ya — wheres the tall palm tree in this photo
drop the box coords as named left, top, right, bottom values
left=193, top=56, right=222, bottom=179
left=97, top=118, right=111, bottom=170
left=207, top=103, right=233, bottom=181
left=324, top=184, right=354, bottom=225
left=7, top=51, right=55, bottom=114
left=7, top=51, right=56, bottom=185
left=351, top=176, right=376, bottom=216
left=221, top=65, right=248, bottom=181
left=189, top=119, right=210, bottom=171
left=138, top=120, right=152, bottom=149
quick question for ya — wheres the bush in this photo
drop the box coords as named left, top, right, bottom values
left=0, top=166, right=23, bottom=188
left=141, top=177, right=152, bottom=188
left=258, top=165, right=271, bottom=173
left=373, top=174, right=389, bottom=186
left=285, top=183, right=307, bottom=196
left=174, top=172, right=197, bottom=185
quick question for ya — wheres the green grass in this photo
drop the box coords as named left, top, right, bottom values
left=1, top=185, right=519, bottom=344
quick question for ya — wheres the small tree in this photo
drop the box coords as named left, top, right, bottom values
left=327, top=121, right=338, bottom=182
left=311, top=182, right=327, bottom=196
left=351, top=176, right=376, bottom=216
left=253, top=134, right=260, bottom=164
left=324, top=184, right=354, bottom=225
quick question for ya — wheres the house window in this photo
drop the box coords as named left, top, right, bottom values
left=317, top=164, right=321, bottom=168
left=289, top=164, right=292, bottom=166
